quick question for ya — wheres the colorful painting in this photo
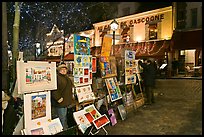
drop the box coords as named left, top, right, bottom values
left=99, top=56, right=117, bottom=78
left=24, top=91, right=51, bottom=130
left=17, top=61, right=57, bottom=94
left=92, top=114, right=110, bottom=130
left=105, top=77, right=122, bottom=102
left=74, top=34, right=90, bottom=55
left=84, top=104, right=101, bottom=119
left=31, top=94, right=46, bottom=120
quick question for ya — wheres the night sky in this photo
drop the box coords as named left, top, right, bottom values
left=6, top=2, right=172, bottom=51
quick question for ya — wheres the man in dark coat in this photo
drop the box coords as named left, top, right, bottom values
left=51, top=63, right=74, bottom=130
left=138, top=59, right=156, bottom=105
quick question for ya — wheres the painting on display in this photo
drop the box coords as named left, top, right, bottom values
left=74, top=34, right=90, bottom=55
left=125, top=50, right=137, bottom=85
left=99, top=56, right=117, bottom=78
left=24, top=91, right=51, bottom=130
left=22, top=118, right=63, bottom=135
left=100, top=36, right=112, bottom=56
left=74, top=55, right=92, bottom=87
left=108, top=108, right=117, bottom=126
left=17, top=61, right=57, bottom=94
left=105, top=77, right=122, bottom=102
left=75, top=85, right=96, bottom=103
left=92, top=57, right=97, bottom=73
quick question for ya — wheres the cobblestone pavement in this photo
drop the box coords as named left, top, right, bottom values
left=98, top=79, right=202, bottom=135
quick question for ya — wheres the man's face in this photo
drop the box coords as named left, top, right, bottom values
left=59, top=68, right=68, bottom=75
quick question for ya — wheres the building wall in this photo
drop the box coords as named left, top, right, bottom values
left=185, top=2, right=202, bottom=29
left=117, top=2, right=140, bottom=17
left=93, top=6, right=173, bottom=46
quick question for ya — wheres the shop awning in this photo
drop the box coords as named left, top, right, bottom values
left=45, top=53, right=74, bottom=62
left=170, top=29, right=202, bottom=50
left=114, top=40, right=170, bottom=58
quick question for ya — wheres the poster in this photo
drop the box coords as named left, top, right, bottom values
left=105, top=77, right=122, bottom=102
left=17, top=61, right=57, bottom=94
left=24, top=91, right=51, bottom=130
left=100, top=36, right=112, bottom=56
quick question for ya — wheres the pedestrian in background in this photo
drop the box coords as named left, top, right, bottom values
left=51, top=63, right=74, bottom=131
left=138, top=59, right=156, bottom=105
left=172, top=58, right=179, bottom=76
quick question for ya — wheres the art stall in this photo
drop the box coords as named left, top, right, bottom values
left=72, top=34, right=110, bottom=135
left=15, top=61, right=63, bottom=135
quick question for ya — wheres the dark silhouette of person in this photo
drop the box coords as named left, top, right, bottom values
left=138, top=59, right=156, bottom=105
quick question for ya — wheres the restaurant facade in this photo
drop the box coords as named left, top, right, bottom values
left=93, top=6, right=173, bottom=77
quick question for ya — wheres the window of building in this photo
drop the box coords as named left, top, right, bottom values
left=191, top=8, right=197, bottom=28
left=177, top=10, right=186, bottom=29
left=122, top=7, right=130, bottom=16
left=149, top=24, right=157, bottom=40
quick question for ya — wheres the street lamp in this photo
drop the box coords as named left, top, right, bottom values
left=110, top=19, right=119, bottom=56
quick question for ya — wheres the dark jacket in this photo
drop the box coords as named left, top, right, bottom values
left=51, top=72, right=74, bottom=107
left=138, top=61, right=156, bottom=87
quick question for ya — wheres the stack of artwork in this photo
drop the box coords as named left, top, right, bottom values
left=73, top=34, right=95, bottom=103
left=73, top=104, right=110, bottom=134
left=73, top=34, right=92, bottom=87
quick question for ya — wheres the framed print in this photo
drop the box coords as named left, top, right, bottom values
left=24, top=91, right=51, bottom=130
left=117, top=104, right=127, bottom=120
left=17, top=61, right=57, bottom=94
left=92, top=114, right=110, bottom=130
left=84, top=104, right=101, bottom=119
left=105, top=77, right=122, bottom=102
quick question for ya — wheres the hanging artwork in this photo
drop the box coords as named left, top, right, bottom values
left=24, top=91, right=51, bottom=130
left=99, top=56, right=117, bottom=78
left=125, top=50, right=137, bottom=85
left=74, top=34, right=90, bottom=55
left=17, top=61, right=57, bottom=94
left=75, top=85, right=96, bottom=103
left=105, top=77, right=122, bottom=102
left=92, top=57, right=97, bottom=73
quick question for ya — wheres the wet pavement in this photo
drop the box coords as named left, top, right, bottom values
left=97, top=79, right=202, bottom=135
